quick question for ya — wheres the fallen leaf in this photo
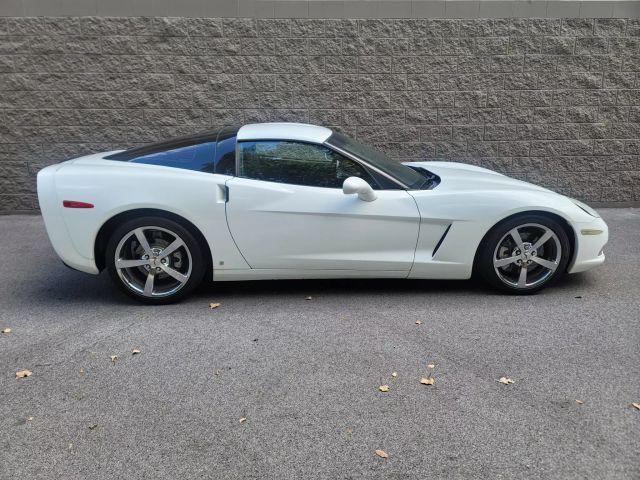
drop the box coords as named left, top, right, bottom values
left=420, top=377, right=435, bottom=385
left=131, top=347, right=141, bottom=355
left=575, top=399, right=584, bottom=405
left=391, top=372, right=398, bottom=378
left=415, top=320, right=422, bottom=325
left=239, top=417, right=247, bottom=423
left=88, top=424, right=98, bottom=430
left=498, top=377, right=515, bottom=385
left=110, top=355, right=118, bottom=363
left=209, top=302, right=221, bottom=309
left=16, top=369, right=32, bottom=378
left=26, top=416, right=33, bottom=422
left=79, top=367, right=85, bottom=374
left=305, top=296, right=312, bottom=300
left=375, top=450, right=389, bottom=459
left=2, top=328, right=11, bottom=334
left=427, top=364, right=435, bottom=369
left=632, top=403, right=640, bottom=411
left=379, top=384, right=390, bottom=392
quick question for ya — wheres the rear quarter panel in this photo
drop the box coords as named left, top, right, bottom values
left=53, top=159, right=249, bottom=274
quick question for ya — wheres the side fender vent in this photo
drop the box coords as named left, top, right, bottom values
left=432, top=224, right=452, bottom=258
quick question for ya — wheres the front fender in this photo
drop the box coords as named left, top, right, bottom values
left=407, top=188, right=593, bottom=279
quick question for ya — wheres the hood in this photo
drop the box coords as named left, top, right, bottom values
left=404, top=161, right=555, bottom=195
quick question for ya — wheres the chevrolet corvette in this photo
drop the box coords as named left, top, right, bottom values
left=37, top=123, right=608, bottom=304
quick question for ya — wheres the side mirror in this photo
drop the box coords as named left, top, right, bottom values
left=342, top=177, right=377, bottom=202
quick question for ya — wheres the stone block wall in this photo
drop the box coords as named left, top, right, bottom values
left=1, top=15, right=639, bottom=211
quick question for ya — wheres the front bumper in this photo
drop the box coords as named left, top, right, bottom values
left=567, top=216, right=608, bottom=274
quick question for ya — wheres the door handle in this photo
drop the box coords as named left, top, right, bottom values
left=217, top=184, right=229, bottom=203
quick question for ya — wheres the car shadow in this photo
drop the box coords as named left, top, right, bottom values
left=22, top=261, right=596, bottom=307
left=190, top=277, right=485, bottom=302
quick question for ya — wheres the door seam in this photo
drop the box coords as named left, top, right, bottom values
left=223, top=178, right=254, bottom=269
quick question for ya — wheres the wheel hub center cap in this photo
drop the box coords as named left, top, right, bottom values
left=145, top=247, right=169, bottom=270
left=513, top=242, right=535, bottom=264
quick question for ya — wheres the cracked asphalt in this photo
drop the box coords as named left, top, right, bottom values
left=0, top=209, right=638, bottom=480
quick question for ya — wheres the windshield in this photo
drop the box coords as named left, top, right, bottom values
left=326, top=132, right=426, bottom=189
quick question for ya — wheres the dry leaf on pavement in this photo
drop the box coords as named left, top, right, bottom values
left=379, top=385, right=390, bottom=392
left=110, top=355, right=118, bottom=363
left=375, top=450, right=389, bottom=459
left=415, top=320, right=422, bottom=325
left=498, top=377, right=515, bottom=385
left=131, top=347, right=141, bottom=355
left=16, top=369, right=32, bottom=378
left=209, top=303, right=221, bottom=309
left=427, top=364, right=435, bottom=369
left=26, top=416, right=33, bottom=421
left=2, top=328, right=11, bottom=334
left=631, top=403, right=640, bottom=410
left=420, top=377, right=435, bottom=385
left=391, top=372, right=397, bottom=378
left=575, top=399, right=584, bottom=405
left=239, top=417, right=247, bottom=423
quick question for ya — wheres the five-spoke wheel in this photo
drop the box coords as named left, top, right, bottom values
left=478, top=214, right=571, bottom=294
left=106, top=216, right=206, bottom=304
left=114, top=226, right=192, bottom=298
left=493, top=223, right=562, bottom=289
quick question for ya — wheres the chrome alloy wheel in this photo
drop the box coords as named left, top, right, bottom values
left=114, top=226, right=192, bottom=298
left=493, top=223, right=562, bottom=289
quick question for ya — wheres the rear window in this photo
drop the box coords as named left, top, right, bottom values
left=104, top=127, right=239, bottom=175
left=126, top=142, right=216, bottom=172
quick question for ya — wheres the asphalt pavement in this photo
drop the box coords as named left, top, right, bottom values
left=0, top=209, right=638, bottom=480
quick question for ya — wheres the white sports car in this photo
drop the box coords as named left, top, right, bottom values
left=37, top=122, right=608, bottom=304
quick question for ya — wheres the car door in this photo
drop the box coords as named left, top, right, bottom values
left=224, top=140, right=420, bottom=272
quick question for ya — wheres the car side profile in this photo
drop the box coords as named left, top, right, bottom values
left=37, top=122, right=608, bottom=304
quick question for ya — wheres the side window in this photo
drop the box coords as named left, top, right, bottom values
left=238, top=141, right=379, bottom=189
left=130, top=142, right=215, bottom=173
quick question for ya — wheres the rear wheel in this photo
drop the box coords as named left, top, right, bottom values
left=478, top=214, right=571, bottom=294
left=105, top=216, right=206, bottom=304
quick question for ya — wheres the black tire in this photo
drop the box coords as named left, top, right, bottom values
left=477, top=214, right=572, bottom=295
left=105, top=216, right=206, bottom=304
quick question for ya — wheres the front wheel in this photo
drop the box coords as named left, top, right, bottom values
left=477, top=214, right=572, bottom=294
left=105, top=216, right=206, bottom=304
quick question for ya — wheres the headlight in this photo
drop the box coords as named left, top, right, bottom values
left=570, top=198, right=600, bottom=218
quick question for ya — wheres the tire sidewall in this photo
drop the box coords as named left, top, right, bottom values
left=478, top=214, right=572, bottom=294
left=105, top=216, right=206, bottom=304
